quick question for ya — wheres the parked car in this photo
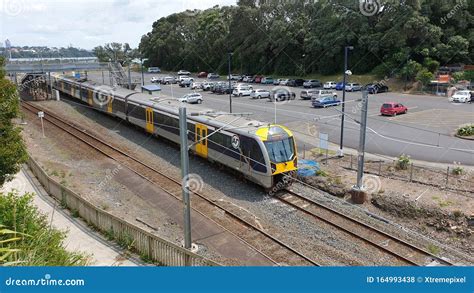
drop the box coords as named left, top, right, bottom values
left=274, top=79, right=282, bottom=85
left=160, top=76, right=176, bottom=84
left=312, top=96, right=341, bottom=108
left=207, top=73, right=220, bottom=79
left=285, top=79, right=296, bottom=87
left=261, top=77, right=274, bottom=84
left=278, top=79, right=289, bottom=86
left=178, top=70, right=191, bottom=76
left=251, top=89, right=271, bottom=99
left=191, top=82, right=202, bottom=90
left=335, top=82, right=346, bottom=90
left=179, top=79, right=192, bottom=87
left=150, top=76, right=160, bottom=83
left=178, top=75, right=194, bottom=82
left=148, top=67, right=161, bottom=73
left=252, top=75, right=263, bottom=83
left=449, top=90, right=473, bottom=103
left=380, top=102, right=408, bottom=116
left=202, top=82, right=214, bottom=91
left=345, top=83, right=362, bottom=91
left=197, top=72, right=208, bottom=78
left=233, top=86, right=252, bottom=97
left=242, top=75, right=253, bottom=82
left=227, top=74, right=241, bottom=80
left=301, top=89, right=337, bottom=100
left=323, top=81, right=337, bottom=89
left=179, top=93, right=203, bottom=104
left=365, top=83, right=389, bottom=94
left=270, top=89, right=296, bottom=102
left=304, top=79, right=322, bottom=88
left=235, top=83, right=253, bottom=90
left=294, top=79, right=305, bottom=87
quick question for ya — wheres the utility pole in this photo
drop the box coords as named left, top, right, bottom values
left=338, top=45, right=353, bottom=157
left=179, top=107, right=192, bottom=251
left=356, top=90, right=369, bottom=189
left=128, top=65, right=132, bottom=90
left=228, top=52, right=233, bottom=113
left=141, top=57, right=145, bottom=86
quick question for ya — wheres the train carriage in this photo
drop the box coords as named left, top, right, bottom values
left=52, top=75, right=297, bottom=189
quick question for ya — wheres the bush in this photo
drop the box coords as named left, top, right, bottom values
left=396, top=154, right=411, bottom=170
left=457, top=125, right=474, bottom=137
left=0, top=191, right=89, bottom=266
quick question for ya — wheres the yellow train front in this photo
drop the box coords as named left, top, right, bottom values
left=51, top=75, right=298, bottom=189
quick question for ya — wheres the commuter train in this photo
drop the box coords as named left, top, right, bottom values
left=51, top=75, right=298, bottom=189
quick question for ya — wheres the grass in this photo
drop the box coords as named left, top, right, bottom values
left=427, top=244, right=440, bottom=255
left=0, top=191, right=89, bottom=266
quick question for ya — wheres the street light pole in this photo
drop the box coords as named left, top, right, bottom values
left=228, top=52, right=233, bottom=113
left=338, top=45, right=353, bottom=157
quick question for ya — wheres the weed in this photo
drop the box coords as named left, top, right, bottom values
left=316, top=170, right=328, bottom=177
left=396, top=154, right=410, bottom=170
left=453, top=210, right=463, bottom=218
left=71, top=209, right=79, bottom=218
left=50, top=170, right=59, bottom=177
left=427, top=244, right=440, bottom=255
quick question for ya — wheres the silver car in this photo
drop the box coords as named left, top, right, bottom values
left=250, top=89, right=271, bottom=99
left=179, top=93, right=203, bottom=104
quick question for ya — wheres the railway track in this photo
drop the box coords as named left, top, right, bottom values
left=22, top=101, right=320, bottom=266
left=278, top=188, right=455, bottom=266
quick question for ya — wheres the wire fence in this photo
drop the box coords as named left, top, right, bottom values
left=347, top=155, right=474, bottom=194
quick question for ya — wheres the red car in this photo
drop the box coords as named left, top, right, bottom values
left=380, top=102, right=408, bottom=116
left=197, top=71, right=208, bottom=78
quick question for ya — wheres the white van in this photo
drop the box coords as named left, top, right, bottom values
left=310, top=89, right=338, bottom=99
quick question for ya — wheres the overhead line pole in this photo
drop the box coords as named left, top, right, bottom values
left=179, top=106, right=192, bottom=252
left=228, top=52, right=233, bottom=113
left=356, top=90, right=369, bottom=189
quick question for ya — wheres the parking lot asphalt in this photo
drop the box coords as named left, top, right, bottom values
left=87, top=71, right=474, bottom=165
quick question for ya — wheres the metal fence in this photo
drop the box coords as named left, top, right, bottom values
left=348, top=155, right=474, bottom=194
left=27, top=156, right=219, bottom=266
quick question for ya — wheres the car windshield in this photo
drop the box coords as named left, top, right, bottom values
left=382, top=104, right=393, bottom=108
left=457, top=92, right=469, bottom=96
left=265, top=138, right=295, bottom=163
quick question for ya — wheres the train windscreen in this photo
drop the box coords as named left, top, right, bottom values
left=264, top=137, right=295, bottom=163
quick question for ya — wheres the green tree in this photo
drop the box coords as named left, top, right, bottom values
left=93, top=43, right=138, bottom=65
left=0, top=57, right=28, bottom=186
left=416, top=68, right=434, bottom=86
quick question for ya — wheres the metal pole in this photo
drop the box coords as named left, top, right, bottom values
left=228, top=52, right=232, bottom=113
left=128, top=65, right=132, bottom=89
left=141, top=58, right=145, bottom=86
left=102, top=70, right=105, bottom=84
left=40, top=117, right=45, bottom=138
left=339, top=46, right=352, bottom=157
left=179, top=107, right=192, bottom=250
left=356, top=91, right=369, bottom=189
left=48, top=72, right=52, bottom=99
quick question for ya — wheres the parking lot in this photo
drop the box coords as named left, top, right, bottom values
left=86, top=71, right=474, bottom=165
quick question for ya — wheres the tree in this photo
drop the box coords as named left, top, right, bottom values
left=0, top=57, right=28, bottom=186
left=93, top=43, right=138, bottom=65
left=416, top=68, right=434, bottom=86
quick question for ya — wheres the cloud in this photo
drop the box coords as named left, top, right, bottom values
left=0, top=0, right=236, bottom=49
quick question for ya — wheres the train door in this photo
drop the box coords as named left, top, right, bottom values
left=145, top=107, right=154, bottom=133
left=195, top=124, right=208, bottom=158
left=107, top=98, right=113, bottom=113
left=87, top=90, right=93, bottom=106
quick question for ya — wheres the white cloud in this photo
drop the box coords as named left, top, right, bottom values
left=0, top=0, right=236, bottom=49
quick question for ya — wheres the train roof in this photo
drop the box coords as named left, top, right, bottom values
left=55, top=75, right=292, bottom=138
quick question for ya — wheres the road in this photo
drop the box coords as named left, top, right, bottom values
left=87, top=71, right=474, bottom=165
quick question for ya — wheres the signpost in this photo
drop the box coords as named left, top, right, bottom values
left=319, top=132, right=329, bottom=164
left=38, top=111, right=45, bottom=138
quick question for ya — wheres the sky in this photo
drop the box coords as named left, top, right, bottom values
left=0, top=0, right=236, bottom=50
